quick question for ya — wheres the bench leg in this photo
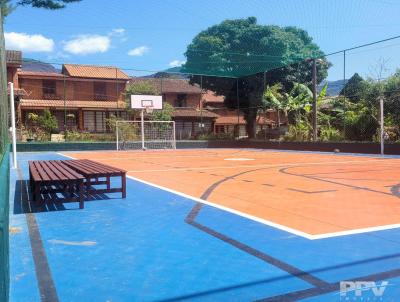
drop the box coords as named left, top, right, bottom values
left=106, top=176, right=111, bottom=190
left=79, top=181, right=84, bottom=209
left=34, top=182, right=41, bottom=204
left=121, top=173, right=126, bottom=199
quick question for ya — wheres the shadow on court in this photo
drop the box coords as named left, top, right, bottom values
left=13, top=180, right=111, bottom=214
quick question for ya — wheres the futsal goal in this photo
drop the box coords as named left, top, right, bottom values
left=116, top=120, right=176, bottom=150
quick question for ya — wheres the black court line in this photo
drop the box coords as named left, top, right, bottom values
left=185, top=167, right=329, bottom=289
left=184, top=163, right=400, bottom=301
left=16, top=168, right=59, bottom=302
left=255, top=267, right=400, bottom=302
left=186, top=206, right=327, bottom=288
left=280, top=166, right=394, bottom=197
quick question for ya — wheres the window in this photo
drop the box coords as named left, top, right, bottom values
left=175, top=94, right=187, bottom=107
left=215, top=125, right=226, bottom=134
left=94, top=82, right=107, bottom=100
left=42, top=80, right=57, bottom=99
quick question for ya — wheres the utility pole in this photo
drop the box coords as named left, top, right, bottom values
left=312, top=58, right=317, bottom=141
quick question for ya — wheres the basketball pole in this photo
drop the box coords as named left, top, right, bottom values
left=141, top=109, right=145, bottom=150
left=9, top=82, right=17, bottom=168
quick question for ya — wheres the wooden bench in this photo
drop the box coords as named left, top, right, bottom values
left=29, top=160, right=85, bottom=209
left=62, top=159, right=127, bottom=198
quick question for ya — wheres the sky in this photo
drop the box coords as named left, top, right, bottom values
left=3, top=0, right=400, bottom=80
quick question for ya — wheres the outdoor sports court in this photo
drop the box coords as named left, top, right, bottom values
left=9, top=149, right=400, bottom=301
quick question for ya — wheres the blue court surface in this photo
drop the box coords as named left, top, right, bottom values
left=8, top=152, right=400, bottom=301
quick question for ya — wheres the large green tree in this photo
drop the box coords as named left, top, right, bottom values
left=1, top=0, right=80, bottom=17
left=185, top=17, right=329, bottom=137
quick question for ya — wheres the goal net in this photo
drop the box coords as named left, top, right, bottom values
left=116, top=121, right=176, bottom=150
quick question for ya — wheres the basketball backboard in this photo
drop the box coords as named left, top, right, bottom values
left=131, top=95, right=163, bottom=110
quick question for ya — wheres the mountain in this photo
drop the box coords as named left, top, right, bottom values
left=145, top=66, right=188, bottom=79
left=318, top=79, right=348, bottom=96
left=22, top=59, right=60, bottom=73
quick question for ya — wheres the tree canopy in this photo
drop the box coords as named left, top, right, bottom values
left=1, top=0, right=80, bottom=17
left=185, top=17, right=329, bottom=137
left=340, top=73, right=366, bottom=101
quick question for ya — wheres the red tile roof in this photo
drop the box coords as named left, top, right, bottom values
left=202, top=90, right=225, bottom=103
left=20, top=99, right=127, bottom=110
left=18, top=71, right=65, bottom=78
left=63, top=64, right=130, bottom=80
left=129, top=78, right=202, bottom=94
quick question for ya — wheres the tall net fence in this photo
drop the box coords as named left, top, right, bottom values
left=0, top=9, right=10, bottom=302
left=8, top=35, right=400, bottom=151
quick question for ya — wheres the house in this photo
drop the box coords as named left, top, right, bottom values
left=129, top=78, right=219, bottom=139
left=6, top=50, right=25, bottom=98
left=6, top=50, right=284, bottom=139
left=17, top=62, right=129, bottom=132
left=202, top=90, right=280, bottom=137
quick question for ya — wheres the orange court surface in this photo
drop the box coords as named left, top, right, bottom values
left=63, top=148, right=400, bottom=239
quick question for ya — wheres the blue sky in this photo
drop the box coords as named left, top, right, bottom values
left=4, top=0, right=400, bottom=80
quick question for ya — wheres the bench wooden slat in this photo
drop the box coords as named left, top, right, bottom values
left=52, top=161, right=84, bottom=180
left=29, top=162, right=41, bottom=181
left=64, top=160, right=99, bottom=175
left=40, top=161, right=65, bottom=182
left=80, top=159, right=125, bottom=173
left=69, top=159, right=116, bottom=174
left=34, top=161, right=52, bottom=181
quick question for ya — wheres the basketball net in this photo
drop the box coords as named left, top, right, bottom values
left=145, top=106, right=154, bottom=114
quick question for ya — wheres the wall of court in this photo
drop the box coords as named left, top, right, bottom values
left=207, top=140, right=400, bottom=155
left=14, top=140, right=400, bottom=155
left=0, top=151, right=10, bottom=302
left=15, top=141, right=209, bottom=152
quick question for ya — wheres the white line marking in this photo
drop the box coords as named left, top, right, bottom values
left=48, top=239, right=97, bottom=246
left=125, top=174, right=316, bottom=240
left=60, top=152, right=400, bottom=240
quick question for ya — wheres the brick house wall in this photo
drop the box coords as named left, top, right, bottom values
left=19, top=78, right=125, bottom=101
left=163, top=93, right=202, bottom=109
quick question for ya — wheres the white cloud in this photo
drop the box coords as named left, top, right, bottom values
left=63, top=35, right=110, bottom=55
left=110, top=28, right=125, bottom=37
left=169, top=60, right=186, bottom=67
left=128, top=46, right=149, bottom=57
left=5, top=32, right=54, bottom=52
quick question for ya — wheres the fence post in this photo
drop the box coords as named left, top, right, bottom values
left=380, top=97, right=384, bottom=155
left=8, top=83, right=17, bottom=168
left=312, top=59, right=317, bottom=141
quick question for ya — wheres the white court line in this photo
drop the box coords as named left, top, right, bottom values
left=59, top=152, right=400, bottom=240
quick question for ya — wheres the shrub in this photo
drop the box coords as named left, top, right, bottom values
left=344, top=107, right=379, bottom=141
left=65, top=131, right=115, bottom=142
left=319, top=126, right=343, bottom=142
left=283, top=122, right=311, bottom=142
left=37, top=109, right=58, bottom=137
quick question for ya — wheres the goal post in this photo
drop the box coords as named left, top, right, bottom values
left=116, top=120, right=176, bottom=151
